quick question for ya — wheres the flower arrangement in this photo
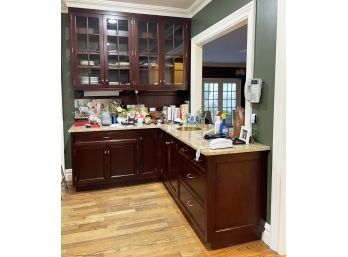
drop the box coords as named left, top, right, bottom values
left=107, top=99, right=127, bottom=118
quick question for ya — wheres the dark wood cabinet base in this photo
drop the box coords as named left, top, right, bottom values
left=70, top=128, right=268, bottom=249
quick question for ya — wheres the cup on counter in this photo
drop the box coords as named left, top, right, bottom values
left=137, top=117, right=144, bottom=125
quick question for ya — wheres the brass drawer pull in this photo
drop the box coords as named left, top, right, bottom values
left=103, top=136, right=111, bottom=139
left=186, top=200, right=193, bottom=207
left=186, top=173, right=195, bottom=179
left=180, top=148, right=188, bottom=152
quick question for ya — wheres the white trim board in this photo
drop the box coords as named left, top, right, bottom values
left=262, top=223, right=271, bottom=246
left=62, top=0, right=211, bottom=18
left=270, top=0, right=286, bottom=254
left=190, top=0, right=256, bottom=129
left=64, top=169, right=73, bottom=182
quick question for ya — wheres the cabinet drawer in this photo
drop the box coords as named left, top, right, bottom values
left=179, top=182, right=207, bottom=236
left=177, top=143, right=206, bottom=172
left=74, top=131, right=138, bottom=143
left=179, top=158, right=206, bottom=205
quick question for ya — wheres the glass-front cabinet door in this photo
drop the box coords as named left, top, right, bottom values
left=163, top=22, right=186, bottom=87
left=136, top=19, right=160, bottom=86
left=103, top=16, right=132, bottom=88
left=71, top=14, right=103, bottom=87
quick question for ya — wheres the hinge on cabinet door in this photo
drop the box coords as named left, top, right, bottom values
left=72, top=47, right=74, bottom=53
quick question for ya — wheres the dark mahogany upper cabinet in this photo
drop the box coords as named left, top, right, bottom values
left=70, top=11, right=134, bottom=90
left=69, top=8, right=190, bottom=91
left=134, top=17, right=190, bottom=90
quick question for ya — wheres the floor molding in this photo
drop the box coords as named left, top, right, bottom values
left=63, top=168, right=72, bottom=182
left=262, top=223, right=271, bottom=246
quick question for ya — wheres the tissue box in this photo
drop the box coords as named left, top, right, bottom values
left=209, top=138, right=233, bottom=149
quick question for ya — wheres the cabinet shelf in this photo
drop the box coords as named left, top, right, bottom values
left=78, top=65, right=101, bottom=69
left=107, top=51, right=129, bottom=56
left=76, top=32, right=100, bottom=36
left=77, top=50, right=101, bottom=55
left=108, top=66, right=130, bottom=70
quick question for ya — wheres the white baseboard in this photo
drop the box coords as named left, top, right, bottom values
left=64, top=169, right=72, bottom=182
left=262, top=223, right=271, bottom=246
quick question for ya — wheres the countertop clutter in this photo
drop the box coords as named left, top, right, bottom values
left=68, top=123, right=270, bottom=156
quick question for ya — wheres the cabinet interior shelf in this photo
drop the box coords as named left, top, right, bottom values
left=76, top=32, right=100, bottom=36
left=108, top=67, right=130, bottom=70
left=107, top=51, right=129, bottom=56
left=78, top=65, right=101, bottom=69
left=77, top=51, right=101, bottom=55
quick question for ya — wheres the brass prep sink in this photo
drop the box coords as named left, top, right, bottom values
left=176, top=127, right=202, bottom=131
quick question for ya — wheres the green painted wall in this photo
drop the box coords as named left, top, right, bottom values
left=192, top=0, right=278, bottom=223
left=61, top=13, right=74, bottom=169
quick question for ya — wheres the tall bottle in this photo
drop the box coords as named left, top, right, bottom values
left=214, top=116, right=222, bottom=134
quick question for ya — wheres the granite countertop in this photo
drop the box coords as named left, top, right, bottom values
left=68, top=123, right=270, bottom=156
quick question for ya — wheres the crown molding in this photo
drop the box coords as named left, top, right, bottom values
left=61, top=0, right=68, bottom=13
left=62, top=0, right=211, bottom=18
left=188, top=0, right=211, bottom=18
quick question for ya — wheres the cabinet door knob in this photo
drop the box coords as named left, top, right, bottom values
left=186, top=173, right=195, bottom=179
left=186, top=200, right=193, bottom=207
left=165, top=141, right=170, bottom=145
left=180, top=147, right=188, bottom=152
left=104, top=150, right=107, bottom=154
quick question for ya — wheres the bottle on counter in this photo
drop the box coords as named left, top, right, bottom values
left=214, top=115, right=222, bottom=134
left=219, top=112, right=228, bottom=135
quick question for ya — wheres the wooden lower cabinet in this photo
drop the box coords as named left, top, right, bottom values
left=139, top=129, right=157, bottom=177
left=108, top=138, right=139, bottom=181
left=71, top=128, right=268, bottom=249
left=74, top=142, right=108, bottom=185
left=158, top=133, right=179, bottom=198
left=71, top=129, right=157, bottom=191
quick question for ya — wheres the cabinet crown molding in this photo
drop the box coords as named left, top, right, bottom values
left=63, top=0, right=211, bottom=18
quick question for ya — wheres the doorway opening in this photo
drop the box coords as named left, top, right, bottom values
left=202, top=24, right=247, bottom=126
left=190, top=0, right=255, bottom=129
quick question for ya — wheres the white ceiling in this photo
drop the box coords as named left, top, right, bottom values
left=62, top=0, right=211, bottom=18
left=203, top=25, right=248, bottom=65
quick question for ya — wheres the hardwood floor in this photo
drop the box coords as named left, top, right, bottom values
left=62, top=181, right=281, bottom=257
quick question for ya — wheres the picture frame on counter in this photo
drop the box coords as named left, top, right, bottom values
left=239, top=126, right=251, bottom=144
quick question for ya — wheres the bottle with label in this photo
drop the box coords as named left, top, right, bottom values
left=219, top=112, right=228, bottom=136
left=219, top=118, right=228, bottom=135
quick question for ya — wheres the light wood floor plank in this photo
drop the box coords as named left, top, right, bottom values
left=62, top=182, right=282, bottom=257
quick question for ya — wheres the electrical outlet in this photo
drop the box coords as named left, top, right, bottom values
left=251, top=114, right=257, bottom=123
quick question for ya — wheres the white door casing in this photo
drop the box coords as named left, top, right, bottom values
left=270, top=0, right=286, bottom=254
